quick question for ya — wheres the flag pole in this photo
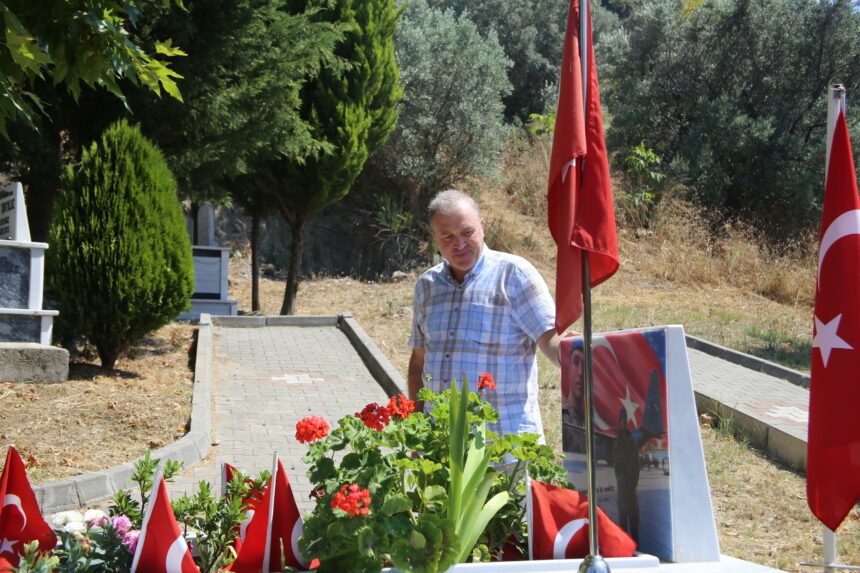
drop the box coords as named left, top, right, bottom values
left=578, top=0, right=609, bottom=571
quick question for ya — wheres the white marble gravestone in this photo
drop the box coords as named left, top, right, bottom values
left=0, top=182, right=67, bottom=383
left=179, top=202, right=237, bottom=320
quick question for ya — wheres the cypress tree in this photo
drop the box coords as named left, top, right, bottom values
left=272, top=0, right=403, bottom=315
left=48, top=120, right=194, bottom=369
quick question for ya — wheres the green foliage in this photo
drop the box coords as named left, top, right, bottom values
left=137, top=0, right=342, bottom=204
left=48, top=120, right=194, bottom=369
left=111, top=450, right=182, bottom=528
left=619, top=141, right=666, bottom=227
left=0, top=0, right=185, bottom=136
left=601, top=0, right=860, bottom=237
left=299, top=386, right=567, bottom=572
left=374, top=0, right=511, bottom=199
left=11, top=542, right=60, bottom=573
left=271, top=0, right=403, bottom=314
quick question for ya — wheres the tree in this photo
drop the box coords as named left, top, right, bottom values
left=48, top=120, right=194, bottom=369
left=373, top=0, right=511, bottom=201
left=600, top=0, right=860, bottom=237
left=0, top=0, right=185, bottom=136
left=269, top=0, right=402, bottom=315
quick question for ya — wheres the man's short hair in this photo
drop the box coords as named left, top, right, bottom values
left=428, top=189, right=481, bottom=220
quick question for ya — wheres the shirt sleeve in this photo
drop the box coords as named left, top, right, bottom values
left=408, top=278, right=427, bottom=349
left=509, top=261, right=556, bottom=342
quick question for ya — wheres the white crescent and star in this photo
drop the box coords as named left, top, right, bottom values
left=0, top=538, right=18, bottom=555
left=239, top=509, right=255, bottom=541
left=165, top=534, right=191, bottom=573
left=3, top=494, right=26, bottom=530
left=561, top=159, right=577, bottom=184
left=553, top=518, right=588, bottom=559
left=291, top=519, right=309, bottom=569
left=814, top=314, right=853, bottom=367
left=619, top=387, right=639, bottom=428
left=813, top=209, right=860, bottom=367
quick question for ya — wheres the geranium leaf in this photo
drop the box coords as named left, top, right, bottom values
left=382, top=494, right=411, bottom=515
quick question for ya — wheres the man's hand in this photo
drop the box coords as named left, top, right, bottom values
left=408, top=348, right=427, bottom=412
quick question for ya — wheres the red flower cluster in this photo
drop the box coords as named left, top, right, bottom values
left=295, top=416, right=330, bottom=443
left=386, top=393, right=415, bottom=420
left=356, top=402, right=391, bottom=430
left=331, top=483, right=371, bottom=518
left=478, top=372, right=496, bottom=392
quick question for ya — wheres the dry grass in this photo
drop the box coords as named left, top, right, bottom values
left=0, top=323, right=195, bottom=483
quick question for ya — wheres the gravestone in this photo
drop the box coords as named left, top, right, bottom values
left=0, top=182, right=68, bottom=383
left=179, top=202, right=237, bottom=320
left=561, top=325, right=719, bottom=563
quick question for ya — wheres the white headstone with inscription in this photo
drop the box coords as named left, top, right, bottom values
left=0, top=182, right=30, bottom=242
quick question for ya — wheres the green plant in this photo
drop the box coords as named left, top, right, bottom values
left=110, top=450, right=182, bottom=528
left=298, top=379, right=567, bottom=572
left=619, top=141, right=666, bottom=228
left=48, top=120, right=195, bottom=369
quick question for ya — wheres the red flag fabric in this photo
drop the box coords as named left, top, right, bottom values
left=130, top=476, right=199, bottom=573
left=530, top=480, right=635, bottom=559
left=807, top=109, right=860, bottom=531
left=228, top=459, right=307, bottom=572
left=222, top=463, right=266, bottom=555
left=0, top=447, right=56, bottom=567
left=548, top=0, right=619, bottom=334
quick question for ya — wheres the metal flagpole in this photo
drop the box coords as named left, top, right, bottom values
left=578, top=0, right=609, bottom=571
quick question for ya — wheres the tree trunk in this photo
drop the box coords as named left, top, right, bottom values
left=281, top=215, right=307, bottom=315
left=251, top=209, right=261, bottom=312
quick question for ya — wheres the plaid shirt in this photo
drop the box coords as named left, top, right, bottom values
left=409, top=246, right=555, bottom=437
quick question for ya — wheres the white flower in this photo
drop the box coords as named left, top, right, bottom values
left=83, top=509, right=107, bottom=528
left=50, top=510, right=83, bottom=529
left=64, top=521, right=87, bottom=535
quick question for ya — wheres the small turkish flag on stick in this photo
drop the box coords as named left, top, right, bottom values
left=528, top=479, right=635, bottom=560
left=807, top=108, right=860, bottom=531
left=0, top=446, right=56, bottom=568
left=227, top=455, right=308, bottom=572
left=130, top=469, right=199, bottom=573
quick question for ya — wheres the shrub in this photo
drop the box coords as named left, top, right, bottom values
left=49, top=120, right=194, bottom=369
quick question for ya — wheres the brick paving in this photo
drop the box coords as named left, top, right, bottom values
left=167, top=324, right=389, bottom=514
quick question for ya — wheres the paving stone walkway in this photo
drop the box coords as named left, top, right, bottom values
left=166, top=324, right=389, bottom=514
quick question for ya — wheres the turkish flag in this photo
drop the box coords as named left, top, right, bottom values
left=0, top=446, right=56, bottom=568
left=548, top=0, right=619, bottom=334
left=529, top=480, right=635, bottom=559
left=130, top=476, right=199, bottom=573
left=561, top=333, right=667, bottom=440
left=807, top=109, right=860, bottom=531
left=222, top=463, right=266, bottom=555
left=228, top=459, right=308, bottom=572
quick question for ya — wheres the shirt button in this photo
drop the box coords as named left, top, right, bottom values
left=446, top=354, right=450, bottom=358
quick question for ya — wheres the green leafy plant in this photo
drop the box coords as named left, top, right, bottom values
left=619, top=141, right=666, bottom=228
left=110, top=450, right=182, bottom=528
left=298, top=377, right=567, bottom=572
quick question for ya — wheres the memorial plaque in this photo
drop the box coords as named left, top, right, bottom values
left=0, top=246, right=30, bottom=307
left=561, top=326, right=719, bottom=563
left=0, top=314, right=41, bottom=343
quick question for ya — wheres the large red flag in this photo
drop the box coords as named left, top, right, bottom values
left=807, top=109, right=860, bottom=531
left=529, top=480, right=635, bottom=559
left=548, top=0, right=619, bottom=334
left=130, top=475, right=199, bottom=573
left=0, top=446, right=56, bottom=568
left=228, top=459, right=307, bottom=572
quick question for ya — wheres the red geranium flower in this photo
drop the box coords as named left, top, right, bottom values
left=331, top=483, right=372, bottom=518
left=295, top=416, right=330, bottom=443
left=386, top=393, right=415, bottom=420
left=356, top=402, right=391, bottom=430
left=478, top=372, right=496, bottom=392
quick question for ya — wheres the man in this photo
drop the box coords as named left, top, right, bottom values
left=408, top=189, right=562, bottom=438
left=613, top=408, right=640, bottom=542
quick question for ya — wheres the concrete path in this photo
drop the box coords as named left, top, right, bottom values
left=686, top=337, right=810, bottom=470
left=167, top=323, right=389, bottom=514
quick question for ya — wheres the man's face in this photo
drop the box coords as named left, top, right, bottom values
left=430, top=203, right=484, bottom=282
left=568, top=348, right=584, bottom=410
